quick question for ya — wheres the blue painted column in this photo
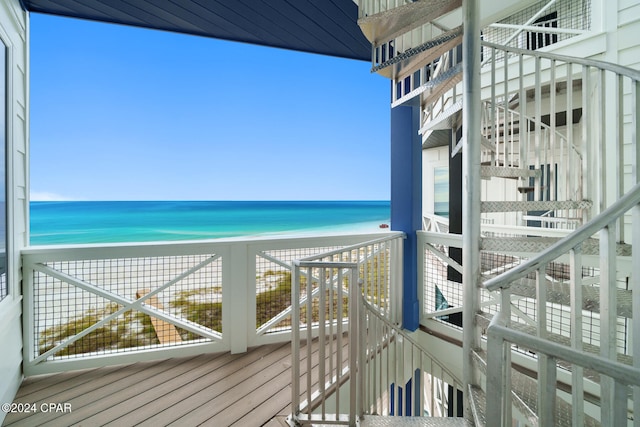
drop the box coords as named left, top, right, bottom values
left=390, top=101, right=421, bottom=331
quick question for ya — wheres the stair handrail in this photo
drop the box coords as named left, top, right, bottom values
left=482, top=40, right=640, bottom=81
left=482, top=100, right=583, bottom=162
left=483, top=181, right=640, bottom=293
left=360, top=294, right=465, bottom=417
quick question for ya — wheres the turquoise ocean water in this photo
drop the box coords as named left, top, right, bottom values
left=30, top=201, right=391, bottom=245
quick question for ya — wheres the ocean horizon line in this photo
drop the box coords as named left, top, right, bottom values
left=30, top=199, right=391, bottom=203
left=30, top=200, right=391, bottom=245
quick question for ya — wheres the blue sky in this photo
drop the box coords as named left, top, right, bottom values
left=29, top=14, right=391, bottom=201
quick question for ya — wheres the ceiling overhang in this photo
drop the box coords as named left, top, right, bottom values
left=22, top=0, right=371, bottom=61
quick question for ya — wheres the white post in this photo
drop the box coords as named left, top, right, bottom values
left=462, top=0, right=482, bottom=420
left=227, top=243, right=249, bottom=354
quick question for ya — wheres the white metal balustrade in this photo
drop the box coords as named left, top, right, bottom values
left=483, top=182, right=640, bottom=426
left=289, top=248, right=467, bottom=426
left=21, top=232, right=399, bottom=376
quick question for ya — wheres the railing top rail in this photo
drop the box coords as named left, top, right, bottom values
left=484, top=101, right=581, bottom=158
left=481, top=40, right=640, bottom=81
left=294, top=260, right=359, bottom=269
left=300, top=231, right=405, bottom=262
left=489, top=323, right=640, bottom=387
left=484, top=182, right=640, bottom=292
left=21, top=232, right=397, bottom=262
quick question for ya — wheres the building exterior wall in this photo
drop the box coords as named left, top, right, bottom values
left=0, top=0, right=28, bottom=422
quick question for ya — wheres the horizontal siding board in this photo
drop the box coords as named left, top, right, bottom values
left=0, top=1, right=27, bottom=425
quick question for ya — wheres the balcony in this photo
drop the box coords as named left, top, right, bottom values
left=5, top=232, right=405, bottom=426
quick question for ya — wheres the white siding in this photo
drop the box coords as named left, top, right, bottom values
left=0, top=0, right=27, bottom=423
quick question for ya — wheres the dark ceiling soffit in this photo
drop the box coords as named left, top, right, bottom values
left=22, top=0, right=372, bottom=61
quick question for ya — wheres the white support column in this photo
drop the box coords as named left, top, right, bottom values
left=226, top=243, right=250, bottom=354
left=462, top=0, right=481, bottom=419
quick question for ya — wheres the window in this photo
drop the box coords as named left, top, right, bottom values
left=433, top=167, right=449, bottom=217
left=526, top=12, right=558, bottom=50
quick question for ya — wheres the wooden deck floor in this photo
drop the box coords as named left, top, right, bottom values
left=3, top=339, right=343, bottom=427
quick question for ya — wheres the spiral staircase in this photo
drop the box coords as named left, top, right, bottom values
left=345, top=0, right=640, bottom=426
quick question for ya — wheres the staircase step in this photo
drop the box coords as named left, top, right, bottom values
left=480, top=200, right=592, bottom=213
left=375, top=27, right=462, bottom=79
left=420, top=99, right=462, bottom=134
left=467, top=385, right=486, bottom=427
left=504, top=276, right=633, bottom=318
left=358, top=0, right=461, bottom=44
left=481, top=235, right=632, bottom=256
left=476, top=312, right=633, bottom=370
left=470, top=334, right=600, bottom=427
left=480, top=166, right=541, bottom=179
left=360, top=415, right=472, bottom=426
left=393, top=62, right=462, bottom=107
left=517, top=186, right=537, bottom=194
left=422, top=130, right=451, bottom=149
left=471, top=348, right=538, bottom=426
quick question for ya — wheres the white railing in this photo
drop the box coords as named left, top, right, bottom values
left=291, top=260, right=361, bottom=426
left=483, top=182, right=640, bottom=426
left=21, top=232, right=398, bottom=376
left=360, top=298, right=464, bottom=418
left=481, top=100, right=583, bottom=207
left=290, top=245, right=465, bottom=426
left=481, top=0, right=591, bottom=59
left=289, top=233, right=404, bottom=426
left=481, top=40, right=640, bottom=230
left=418, top=222, right=576, bottom=327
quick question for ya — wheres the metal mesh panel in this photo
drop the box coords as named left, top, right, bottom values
left=306, top=239, right=398, bottom=317
left=423, top=230, right=631, bottom=358
left=255, top=246, right=340, bottom=333
left=482, top=0, right=591, bottom=61
left=423, top=243, right=463, bottom=327
left=0, top=272, right=7, bottom=301
left=33, top=254, right=221, bottom=359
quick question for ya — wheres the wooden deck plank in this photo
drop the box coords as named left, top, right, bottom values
left=36, top=354, right=219, bottom=427
left=64, top=353, right=229, bottom=425
left=95, top=344, right=285, bottom=427
left=4, top=357, right=192, bottom=426
left=133, top=343, right=292, bottom=427
left=14, top=368, right=100, bottom=398
left=3, top=359, right=172, bottom=425
left=3, top=336, right=351, bottom=427
left=228, top=337, right=350, bottom=427
left=173, top=344, right=298, bottom=426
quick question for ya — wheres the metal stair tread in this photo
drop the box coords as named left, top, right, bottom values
left=471, top=349, right=537, bottom=426
left=358, top=0, right=461, bottom=44
left=420, top=99, right=463, bottom=134
left=360, top=415, right=472, bottom=426
left=502, top=276, right=633, bottom=318
left=467, top=385, right=486, bottom=427
left=480, top=199, right=592, bottom=213
left=422, top=129, right=451, bottom=149
left=374, top=27, right=462, bottom=78
left=480, top=166, right=541, bottom=179
left=470, top=343, right=600, bottom=427
left=481, top=235, right=632, bottom=256
left=476, top=312, right=633, bottom=371
left=393, top=62, right=462, bottom=108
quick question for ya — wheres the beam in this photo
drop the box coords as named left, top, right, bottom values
left=390, top=99, right=422, bottom=331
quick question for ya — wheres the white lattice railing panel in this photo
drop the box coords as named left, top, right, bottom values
left=22, top=233, right=396, bottom=375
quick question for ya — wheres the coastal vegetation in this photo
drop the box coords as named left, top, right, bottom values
left=38, top=270, right=311, bottom=356
left=37, top=254, right=389, bottom=357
